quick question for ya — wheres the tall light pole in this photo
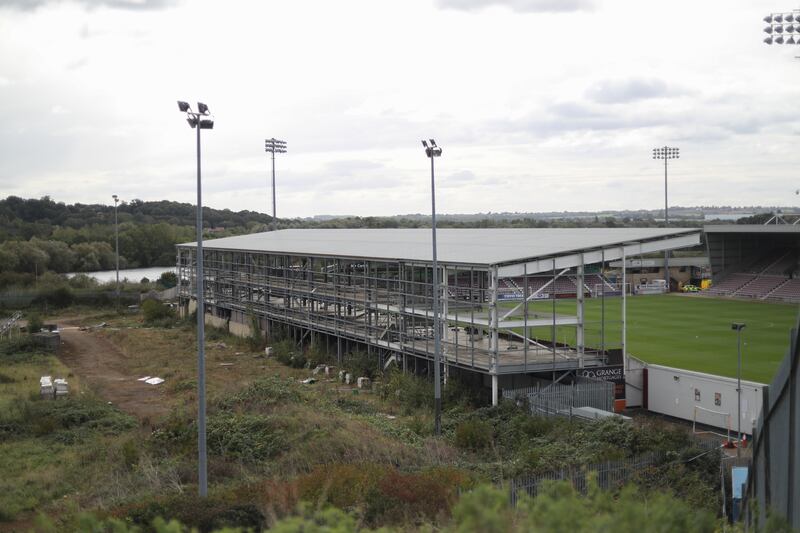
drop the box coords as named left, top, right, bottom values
left=112, top=194, right=120, bottom=311
left=177, top=100, right=214, bottom=497
left=731, top=322, right=746, bottom=456
left=422, top=139, right=443, bottom=436
left=264, top=138, right=287, bottom=231
left=763, top=10, right=800, bottom=46
left=652, top=146, right=679, bottom=292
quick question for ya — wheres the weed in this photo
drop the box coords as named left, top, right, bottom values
left=206, top=414, right=287, bottom=462
left=454, top=418, right=493, bottom=451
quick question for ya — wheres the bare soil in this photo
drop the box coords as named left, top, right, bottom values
left=58, top=320, right=171, bottom=423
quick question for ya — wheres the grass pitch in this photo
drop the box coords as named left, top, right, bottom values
left=513, top=294, right=797, bottom=383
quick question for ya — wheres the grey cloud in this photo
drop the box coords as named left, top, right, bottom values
left=0, top=0, right=177, bottom=11
left=436, top=0, right=594, bottom=13
left=324, top=159, right=384, bottom=176
left=439, top=170, right=477, bottom=188
left=586, top=78, right=674, bottom=104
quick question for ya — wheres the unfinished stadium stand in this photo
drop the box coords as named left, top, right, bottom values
left=704, top=225, right=800, bottom=303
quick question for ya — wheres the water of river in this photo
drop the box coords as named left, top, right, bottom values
left=65, top=266, right=174, bottom=283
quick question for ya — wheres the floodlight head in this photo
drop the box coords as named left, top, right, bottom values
left=421, top=140, right=429, bottom=148
left=765, top=35, right=774, bottom=44
left=731, top=322, right=746, bottom=331
left=776, top=13, right=783, bottom=23
left=764, top=14, right=773, bottom=23
left=787, top=24, right=796, bottom=33
left=764, top=25, right=773, bottom=34
left=429, top=139, right=437, bottom=147
left=187, top=117, right=199, bottom=128
left=199, top=118, right=214, bottom=129
left=776, top=35, right=785, bottom=43
left=775, top=24, right=784, bottom=33
left=197, top=102, right=209, bottom=115
left=112, top=194, right=118, bottom=202
left=178, top=100, right=190, bottom=112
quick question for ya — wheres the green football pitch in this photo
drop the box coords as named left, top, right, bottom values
left=504, top=294, right=798, bottom=383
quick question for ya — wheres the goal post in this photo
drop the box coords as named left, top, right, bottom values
left=693, top=405, right=732, bottom=442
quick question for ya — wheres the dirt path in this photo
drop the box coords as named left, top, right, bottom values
left=58, top=323, right=170, bottom=422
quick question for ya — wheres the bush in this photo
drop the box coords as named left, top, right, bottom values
left=246, top=312, right=264, bottom=351
left=26, top=312, right=43, bottom=333
left=297, top=463, right=470, bottom=526
left=454, top=418, right=493, bottom=451
left=31, top=286, right=74, bottom=308
left=120, top=493, right=265, bottom=532
left=206, top=414, right=287, bottom=461
left=272, top=340, right=306, bottom=368
left=157, top=271, right=178, bottom=289
left=343, top=351, right=377, bottom=379
left=305, top=343, right=330, bottom=368
left=141, top=299, right=175, bottom=325
left=215, top=376, right=301, bottom=411
left=0, top=396, right=137, bottom=443
left=381, top=370, right=433, bottom=412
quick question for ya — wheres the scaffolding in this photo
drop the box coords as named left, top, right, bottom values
left=176, top=228, right=701, bottom=404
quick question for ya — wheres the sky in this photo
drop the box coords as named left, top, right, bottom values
left=0, top=0, right=798, bottom=218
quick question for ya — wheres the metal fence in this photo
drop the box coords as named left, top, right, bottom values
left=744, top=313, right=800, bottom=529
left=503, top=376, right=614, bottom=418
left=508, top=451, right=665, bottom=504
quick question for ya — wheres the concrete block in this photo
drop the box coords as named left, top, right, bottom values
left=357, top=377, right=371, bottom=390
left=265, top=346, right=274, bottom=357
left=345, top=373, right=353, bottom=385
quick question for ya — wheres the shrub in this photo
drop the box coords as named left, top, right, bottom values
left=120, top=493, right=265, bottom=532
left=157, top=271, right=178, bottom=289
left=215, top=376, right=301, bottom=411
left=343, top=351, right=377, bottom=379
left=141, top=299, right=174, bottom=325
left=297, top=464, right=470, bottom=526
left=305, top=343, right=330, bottom=368
left=272, top=340, right=306, bottom=368
left=26, top=312, right=43, bottom=333
left=0, top=396, right=136, bottom=443
left=246, top=313, right=264, bottom=351
left=206, top=414, right=287, bottom=461
left=31, top=286, right=74, bottom=309
left=381, top=370, right=433, bottom=412
left=454, top=418, right=493, bottom=451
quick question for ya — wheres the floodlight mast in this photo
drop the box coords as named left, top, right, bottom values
left=731, top=322, right=746, bottom=456
left=177, top=99, right=214, bottom=498
left=265, top=138, right=287, bottom=231
left=112, top=194, right=120, bottom=311
left=422, top=138, right=443, bottom=436
left=763, top=10, right=800, bottom=45
left=652, top=146, right=679, bottom=291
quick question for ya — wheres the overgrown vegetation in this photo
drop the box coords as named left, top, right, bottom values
left=142, top=299, right=176, bottom=327
left=0, top=308, right=759, bottom=530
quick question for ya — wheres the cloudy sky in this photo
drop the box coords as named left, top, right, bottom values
left=0, top=0, right=798, bottom=217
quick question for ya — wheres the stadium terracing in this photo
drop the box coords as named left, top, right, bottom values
left=176, top=227, right=701, bottom=404
left=705, top=225, right=800, bottom=302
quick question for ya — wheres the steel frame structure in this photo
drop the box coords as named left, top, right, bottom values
left=177, top=229, right=701, bottom=405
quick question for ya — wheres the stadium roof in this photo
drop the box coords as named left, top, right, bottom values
left=180, top=228, right=701, bottom=273
left=704, top=224, right=800, bottom=234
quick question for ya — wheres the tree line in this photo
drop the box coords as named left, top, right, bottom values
left=0, top=195, right=713, bottom=287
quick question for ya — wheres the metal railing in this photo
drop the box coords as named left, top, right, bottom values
left=503, top=376, right=614, bottom=418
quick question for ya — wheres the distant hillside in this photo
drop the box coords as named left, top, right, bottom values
left=0, top=196, right=273, bottom=242
left=0, top=196, right=788, bottom=284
